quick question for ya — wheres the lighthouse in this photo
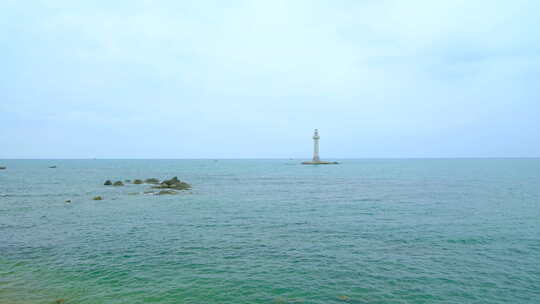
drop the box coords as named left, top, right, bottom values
left=301, top=129, right=338, bottom=165
left=312, top=129, right=320, bottom=162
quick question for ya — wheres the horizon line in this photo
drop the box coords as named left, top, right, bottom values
left=1, top=157, right=539, bottom=160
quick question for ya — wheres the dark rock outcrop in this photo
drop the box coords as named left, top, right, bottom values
left=162, top=176, right=180, bottom=185
left=49, top=165, right=57, bottom=168
left=152, top=176, right=191, bottom=190
left=144, top=178, right=160, bottom=184
left=0, top=166, right=6, bottom=170
left=102, top=176, right=190, bottom=195
left=92, top=196, right=103, bottom=200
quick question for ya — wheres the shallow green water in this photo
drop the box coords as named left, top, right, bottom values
left=1, top=159, right=539, bottom=303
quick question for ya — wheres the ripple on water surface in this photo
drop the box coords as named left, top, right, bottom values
left=0, top=159, right=539, bottom=303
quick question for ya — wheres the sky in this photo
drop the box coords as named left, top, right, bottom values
left=1, top=0, right=539, bottom=159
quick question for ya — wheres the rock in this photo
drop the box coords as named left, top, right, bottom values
left=162, top=176, right=180, bottom=186
left=157, top=190, right=178, bottom=195
left=152, top=176, right=191, bottom=190
left=133, top=179, right=143, bottom=184
left=104, top=180, right=112, bottom=186
left=55, top=299, right=67, bottom=304
left=143, top=190, right=155, bottom=194
left=125, top=179, right=131, bottom=183
left=65, top=200, right=71, bottom=203
left=127, top=192, right=139, bottom=195
left=168, top=182, right=191, bottom=190
left=92, top=196, right=103, bottom=200
left=144, top=178, right=160, bottom=184
left=49, top=165, right=57, bottom=168
left=113, top=181, right=124, bottom=186
left=0, top=166, right=6, bottom=170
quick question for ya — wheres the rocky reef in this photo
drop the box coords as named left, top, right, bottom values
left=157, top=190, right=178, bottom=195
left=152, top=176, right=191, bottom=190
left=301, top=161, right=339, bottom=165
left=97, top=176, right=191, bottom=200
left=0, top=166, right=6, bottom=170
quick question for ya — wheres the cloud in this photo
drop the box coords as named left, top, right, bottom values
left=0, top=0, right=539, bottom=157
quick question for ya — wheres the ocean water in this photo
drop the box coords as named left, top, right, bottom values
left=1, top=159, right=539, bottom=304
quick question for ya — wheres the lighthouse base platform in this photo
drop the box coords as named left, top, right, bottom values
left=301, top=161, right=339, bottom=165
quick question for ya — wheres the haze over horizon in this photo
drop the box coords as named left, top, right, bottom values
left=1, top=0, right=539, bottom=159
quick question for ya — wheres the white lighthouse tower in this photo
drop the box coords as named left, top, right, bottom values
left=301, top=129, right=338, bottom=165
left=312, top=129, right=320, bottom=162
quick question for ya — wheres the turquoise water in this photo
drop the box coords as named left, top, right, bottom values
left=1, top=159, right=539, bottom=303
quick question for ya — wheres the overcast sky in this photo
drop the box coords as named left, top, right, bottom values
left=1, top=0, right=539, bottom=158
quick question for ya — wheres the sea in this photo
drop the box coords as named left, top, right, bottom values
left=1, top=159, right=539, bottom=304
